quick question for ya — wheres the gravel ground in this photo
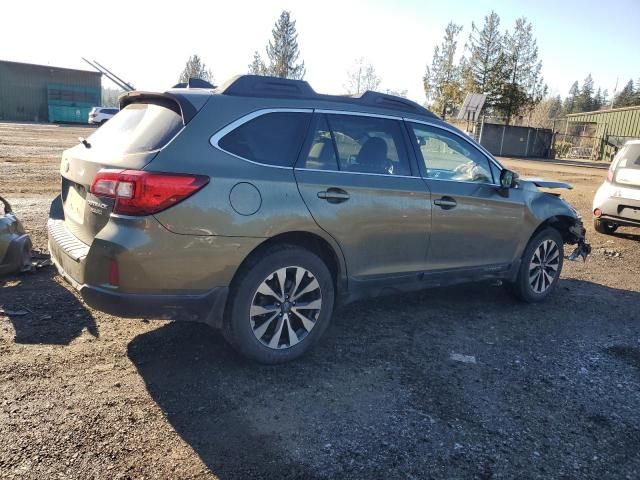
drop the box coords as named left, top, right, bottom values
left=1, top=123, right=639, bottom=479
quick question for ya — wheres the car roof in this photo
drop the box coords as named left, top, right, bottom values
left=162, top=74, right=438, bottom=121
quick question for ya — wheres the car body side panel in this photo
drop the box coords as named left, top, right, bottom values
left=295, top=169, right=431, bottom=280
left=424, top=179, right=525, bottom=270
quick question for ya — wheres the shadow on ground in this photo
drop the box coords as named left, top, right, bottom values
left=1, top=266, right=97, bottom=344
left=128, top=279, right=640, bottom=480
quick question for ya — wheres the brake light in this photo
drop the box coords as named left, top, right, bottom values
left=607, top=169, right=614, bottom=182
left=90, top=169, right=209, bottom=216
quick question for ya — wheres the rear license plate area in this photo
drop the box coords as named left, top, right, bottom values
left=64, top=184, right=86, bottom=225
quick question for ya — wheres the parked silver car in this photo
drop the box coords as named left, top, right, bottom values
left=593, top=140, right=640, bottom=234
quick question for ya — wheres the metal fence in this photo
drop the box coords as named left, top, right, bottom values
left=478, top=122, right=553, bottom=158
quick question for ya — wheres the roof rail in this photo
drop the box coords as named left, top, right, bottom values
left=216, top=75, right=436, bottom=117
left=172, top=78, right=217, bottom=89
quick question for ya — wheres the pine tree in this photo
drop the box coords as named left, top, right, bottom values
left=634, top=78, right=640, bottom=106
left=423, top=22, right=464, bottom=120
left=549, top=95, right=563, bottom=118
left=497, top=18, right=546, bottom=124
left=179, top=54, right=213, bottom=84
left=575, top=74, right=594, bottom=113
left=562, top=81, right=579, bottom=115
left=593, top=88, right=604, bottom=111
left=460, top=11, right=508, bottom=112
left=614, top=80, right=635, bottom=108
left=265, top=11, right=305, bottom=79
left=248, top=51, right=267, bottom=75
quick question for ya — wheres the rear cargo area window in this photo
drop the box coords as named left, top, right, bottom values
left=86, top=103, right=183, bottom=155
left=218, top=112, right=311, bottom=167
left=615, top=144, right=640, bottom=170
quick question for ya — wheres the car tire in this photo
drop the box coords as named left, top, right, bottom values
left=508, top=227, right=564, bottom=303
left=222, top=244, right=335, bottom=364
left=593, top=218, right=617, bottom=235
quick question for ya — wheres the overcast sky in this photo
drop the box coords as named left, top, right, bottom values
left=3, top=0, right=639, bottom=103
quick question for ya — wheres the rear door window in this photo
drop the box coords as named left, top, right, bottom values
left=218, top=112, right=312, bottom=167
left=325, top=114, right=411, bottom=175
left=86, top=102, right=183, bottom=156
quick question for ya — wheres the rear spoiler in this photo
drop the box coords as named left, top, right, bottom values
left=118, top=90, right=211, bottom=125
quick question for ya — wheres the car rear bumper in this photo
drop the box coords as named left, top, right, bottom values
left=49, top=240, right=229, bottom=326
left=46, top=192, right=248, bottom=328
left=593, top=190, right=640, bottom=228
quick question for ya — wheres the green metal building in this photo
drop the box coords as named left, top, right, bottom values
left=0, top=60, right=101, bottom=123
left=565, top=106, right=640, bottom=161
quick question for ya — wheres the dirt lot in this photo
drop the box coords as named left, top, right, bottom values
left=1, top=122, right=639, bottom=479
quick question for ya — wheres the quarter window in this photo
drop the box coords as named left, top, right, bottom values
left=218, top=112, right=311, bottom=167
left=325, top=114, right=411, bottom=176
left=408, top=123, right=494, bottom=184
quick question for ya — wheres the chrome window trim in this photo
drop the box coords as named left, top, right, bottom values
left=315, top=109, right=402, bottom=121
left=404, top=117, right=505, bottom=185
left=295, top=167, right=420, bottom=179
left=209, top=108, right=313, bottom=170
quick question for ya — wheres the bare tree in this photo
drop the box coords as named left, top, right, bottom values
left=345, top=58, right=382, bottom=95
left=384, top=88, right=408, bottom=98
left=101, top=87, right=123, bottom=107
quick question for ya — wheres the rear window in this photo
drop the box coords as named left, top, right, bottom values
left=218, top=112, right=311, bottom=167
left=614, top=144, right=640, bottom=170
left=86, top=102, right=183, bottom=155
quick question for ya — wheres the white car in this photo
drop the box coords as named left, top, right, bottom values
left=88, top=107, right=118, bottom=125
left=593, top=140, right=640, bottom=234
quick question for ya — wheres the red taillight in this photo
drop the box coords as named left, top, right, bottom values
left=607, top=169, right=614, bottom=182
left=108, top=259, right=119, bottom=286
left=90, top=169, right=209, bottom=216
left=594, top=208, right=602, bottom=218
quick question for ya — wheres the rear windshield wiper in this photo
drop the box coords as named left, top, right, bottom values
left=79, top=137, right=91, bottom=149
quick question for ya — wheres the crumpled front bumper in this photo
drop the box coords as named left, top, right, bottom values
left=566, top=218, right=591, bottom=262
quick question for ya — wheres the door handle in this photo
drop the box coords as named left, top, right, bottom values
left=317, top=188, right=350, bottom=203
left=434, top=196, right=457, bottom=209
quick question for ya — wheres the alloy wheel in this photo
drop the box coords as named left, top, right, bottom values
left=529, top=239, right=560, bottom=294
left=250, top=266, right=322, bottom=349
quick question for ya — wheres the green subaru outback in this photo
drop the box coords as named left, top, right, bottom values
left=48, top=75, right=590, bottom=363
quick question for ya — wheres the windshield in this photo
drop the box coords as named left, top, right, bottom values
left=86, top=103, right=183, bottom=155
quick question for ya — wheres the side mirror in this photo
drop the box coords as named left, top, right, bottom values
left=500, top=169, right=519, bottom=189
